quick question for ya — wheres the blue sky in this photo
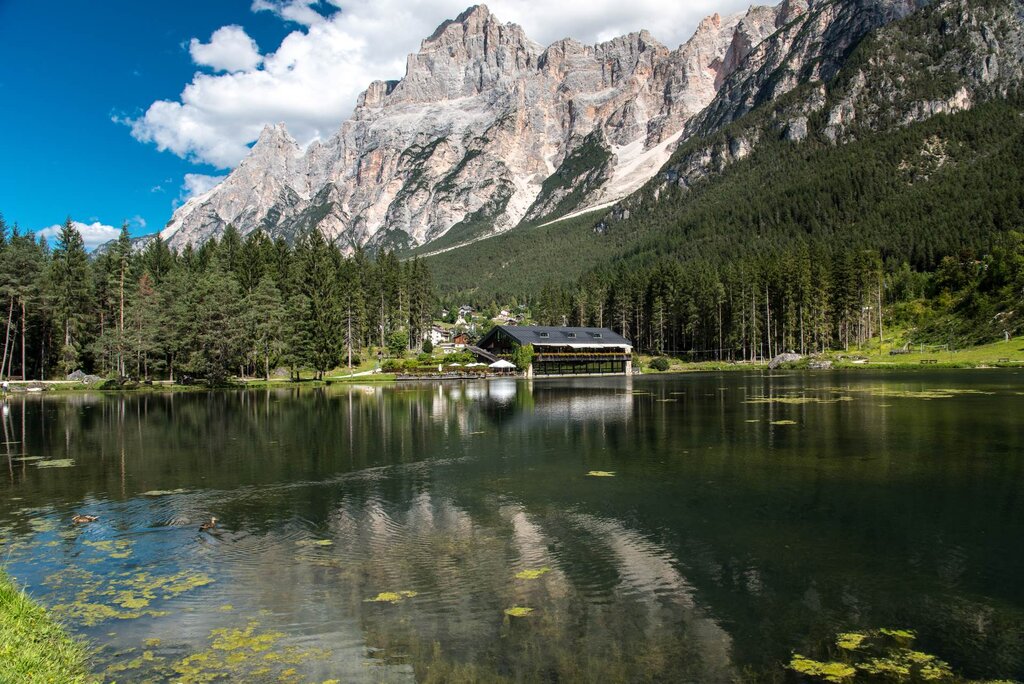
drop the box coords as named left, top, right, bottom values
left=0, top=1, right=298, bottom=246
left=0, top=0, right=751, bottom=248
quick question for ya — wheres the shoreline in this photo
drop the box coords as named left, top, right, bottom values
left=1, top=361, right=1021, bottom=397
left=0, top=569, right=94, bottom=683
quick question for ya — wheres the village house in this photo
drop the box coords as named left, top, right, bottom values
left=476, top=325, right=633, bottom=377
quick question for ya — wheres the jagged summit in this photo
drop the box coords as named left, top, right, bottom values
left=161, top=2, right=804, bottom=252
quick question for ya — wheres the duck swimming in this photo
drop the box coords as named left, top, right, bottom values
left=199, top=517, right=218, bottom=532
left=72, top=514, right=98, bottom=524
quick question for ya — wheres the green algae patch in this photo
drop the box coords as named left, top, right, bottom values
left=879, top=627, right=917, bottom=641
left=515, top=567, right=551, bottom=580
left=746, top=396, right=853, bottom=405
left=792, top=628, right=965, bottom=683
left=35, top=459, right=75, bottom=468
left=366, top=590, right=418, bottom=604
left=218, top=604, right=234, bottom=612
left=140, top=488, right=188, bottom=497
left=296, top=539, right=333, bottom=547
left=586, top=471, right=615, bottom=477
left=84, top=539, right=134, bottom=559
left=836, top=631, right=869, bottom=651
left=47, top=567, right=215, bottom=626
left=789, top=655, right=856, bottom=682
left=504, top=606, right=534, bottom=618
left=771, top=420, right=798, bottom=425
left=102, top=619, right=330, bottom=683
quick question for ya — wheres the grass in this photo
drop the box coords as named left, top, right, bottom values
left=0, top=570, right=95, bottom=683
left=638, top=334, right=1024, bottom=374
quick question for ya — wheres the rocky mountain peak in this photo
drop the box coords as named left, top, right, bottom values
left=160, top=1, right=832, bottom=253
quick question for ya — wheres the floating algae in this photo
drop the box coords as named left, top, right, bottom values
left=878, top=628, right=916, bottom=641
left=790, top=628, right=962, bottom=683
left=47, top=566, right=215, bottom=626
left=515, top=567, right=551, bottom=580
left=746, top=396, right=853, bottom=405
left=35, top=459, right=75, bottom=468
left=836, top=632, right=868, bottom=651
left=788, top=655, right=856, bottom=682
left=295, top=539, right=333, bottom=547
left=140, top=489, right=188, bottom=497
left=771, top=420, right=798, bottom=426
left=366, top=590, right=418, bottom=604
left=586, top=471, right=615, bottom=477
left=84, top=539, right=135, bottom=559
left=504, top=606, right=534, bottom=617
left=102, top=619, right=330, bottom=683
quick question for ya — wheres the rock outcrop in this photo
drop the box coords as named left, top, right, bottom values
left=161, top=3, right=798, bottom=252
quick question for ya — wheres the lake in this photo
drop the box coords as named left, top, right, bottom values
left=1, top=371, right=1022, bottom=682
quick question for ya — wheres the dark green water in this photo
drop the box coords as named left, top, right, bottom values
left=1, top=371, right=1022, bottom=682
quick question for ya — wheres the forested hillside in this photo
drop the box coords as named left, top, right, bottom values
left=0, top=220, right=432, bottom=383
left=424, top=0, right=1024, bottom=354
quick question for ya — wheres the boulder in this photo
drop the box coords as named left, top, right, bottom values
left=768, top=353, right=803, bottom=369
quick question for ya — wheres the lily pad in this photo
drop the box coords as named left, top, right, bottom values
left=515, top=567, right=551, bottom=580
left=586, top=471, right=615, bottom=477
left=504, top=606, right=534, bottom=618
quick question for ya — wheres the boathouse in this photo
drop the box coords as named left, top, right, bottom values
left=476, top=326, right=633, bottom=377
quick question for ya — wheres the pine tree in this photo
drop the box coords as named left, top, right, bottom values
left=49, top=218, right=92, bottom=375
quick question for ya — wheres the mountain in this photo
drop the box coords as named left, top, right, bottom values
left=160, top=3, right=803, bottom=252
left=421, top=0, right=1024, bottom=299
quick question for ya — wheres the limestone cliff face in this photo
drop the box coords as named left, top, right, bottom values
left=161, top=3, right=796, bottom=252
left=601, top=0, right=1023, bottom=226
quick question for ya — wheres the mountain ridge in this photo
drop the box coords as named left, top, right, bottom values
left=157, top=1, right=801, bottom=252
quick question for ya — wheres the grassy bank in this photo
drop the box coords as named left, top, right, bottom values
left=0, top=570, right=94, bottom=683
left=638, top=335, right=1024, bottom=374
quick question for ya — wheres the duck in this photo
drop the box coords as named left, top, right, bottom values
left=72, top=514, right=99, bottom=524
left=199, top=517, right=218, bottom=532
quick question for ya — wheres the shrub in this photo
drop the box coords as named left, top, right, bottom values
left=650, top=357, right=671, bottom=372
left=422, top=339, right=434, bottom=354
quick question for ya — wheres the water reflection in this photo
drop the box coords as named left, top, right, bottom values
left=0, top=372, right=1022, bottom=681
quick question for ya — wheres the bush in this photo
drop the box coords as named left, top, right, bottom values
left=422, top=339, right=434, bottom=354
left=650, top=357, right=671, bottom=372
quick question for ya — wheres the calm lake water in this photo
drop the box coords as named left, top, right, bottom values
left=1, top=371, right=1022, bottom=682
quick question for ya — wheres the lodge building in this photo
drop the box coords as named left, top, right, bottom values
left=476, top=326, right=633, bottom=377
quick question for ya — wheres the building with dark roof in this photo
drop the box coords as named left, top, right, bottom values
left=476, top=326, right=633, bottom=377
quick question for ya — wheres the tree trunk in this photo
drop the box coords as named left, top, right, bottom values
left=21, top=301, right=26, bottom=381
left=1, top=297, right=14, bottom=380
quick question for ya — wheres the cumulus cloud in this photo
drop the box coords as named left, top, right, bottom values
left=129, top=0, right=756, bottom=168
left=183, top=173, right=228, bottom=199
left=189, top=25, right=263, bottom=72
left=38, top=221, right=122, bottom=251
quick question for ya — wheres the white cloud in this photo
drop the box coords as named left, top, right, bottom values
left=189, top=25, right=263, bottom=72
left=129, top=0, right=757, bottom=168
left=38, top=221, right=122, bottom=251
left=183, top=173, right=228, bottom=199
